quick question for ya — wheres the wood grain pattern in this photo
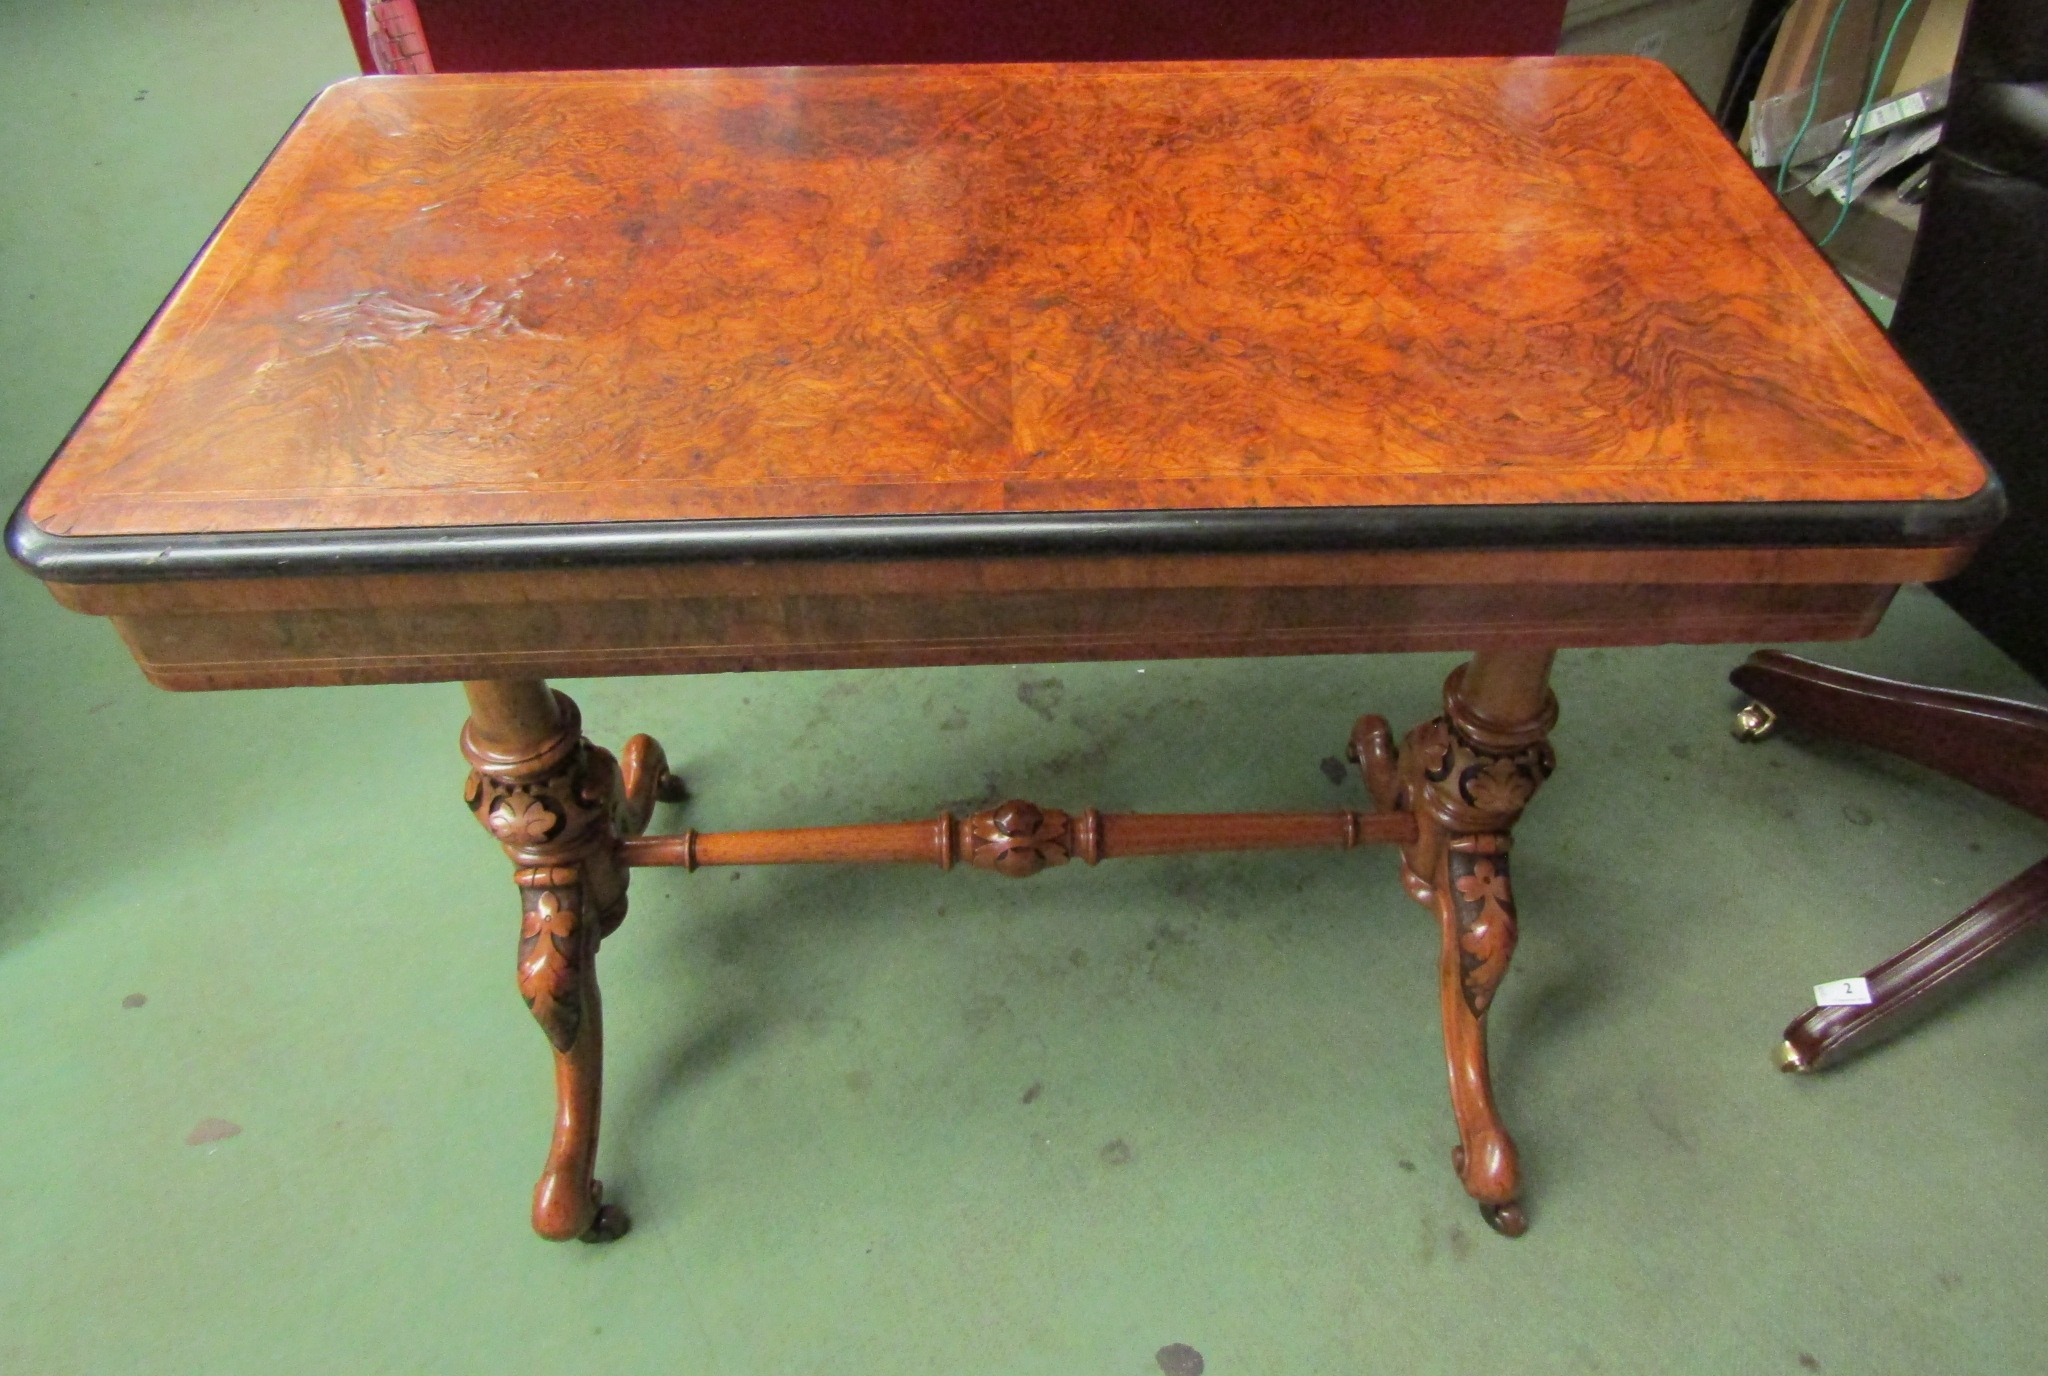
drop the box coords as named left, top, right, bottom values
left=22, top=59, right=1989, bottom=542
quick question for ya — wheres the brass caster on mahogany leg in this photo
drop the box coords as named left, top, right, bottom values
left=1731, top=701, right=1779, bottom=743
left=1775, top=1038, right=1814, bottom=1073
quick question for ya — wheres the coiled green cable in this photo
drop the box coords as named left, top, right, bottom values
left=1775, top=0, right=1856, bottom=196
left=1818, top=0, right=1922, bottom=247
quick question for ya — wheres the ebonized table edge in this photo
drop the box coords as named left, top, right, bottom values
left=6, top=482, right=2007, bottom=583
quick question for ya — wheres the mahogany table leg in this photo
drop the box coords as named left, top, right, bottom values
left=459, top=678, right=681, bottom=1242
left=1354, top=648, right=1558, bottom=1237
left=1778, top=858, right=2048, bottom=1072
left=1729, top=651, right=2048, bottom=1070
left=1729, top=649, right=2048, bottom=820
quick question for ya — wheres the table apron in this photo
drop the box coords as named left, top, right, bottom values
left=103, top=578, right=1898, bottom=690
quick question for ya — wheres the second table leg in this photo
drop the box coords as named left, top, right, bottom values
left=1354, top=648, right=1558, bottom=1236
left=460, top=678, right=681, bottom=1242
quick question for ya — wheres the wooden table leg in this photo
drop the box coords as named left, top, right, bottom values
left=1353, top=648, right=1558, bottom=1236
left=1729, top=649, right=2048, bottom=820
left=460, top=678, right=682, bottom=1242
left=1777, top=858, right=2048, bottom=1072
left=1728, top=651, right=2048, bottom=1070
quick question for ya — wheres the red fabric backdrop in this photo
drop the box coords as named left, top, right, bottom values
left=343, top=1, right=1565, bottom=73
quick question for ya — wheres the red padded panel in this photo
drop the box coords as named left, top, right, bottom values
left=343, top=1, right=1564, bottom=74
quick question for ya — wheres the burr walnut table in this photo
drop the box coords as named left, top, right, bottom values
left=9, top=60, right=1999, bottom=1243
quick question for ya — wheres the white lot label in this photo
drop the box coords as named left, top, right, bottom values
left=1814, top=977, right=1874, bottom=1007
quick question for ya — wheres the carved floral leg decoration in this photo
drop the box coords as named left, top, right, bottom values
left=1352, top=650, right=1557, bottom=1237
left=461, top=680, right=680, bottom=1242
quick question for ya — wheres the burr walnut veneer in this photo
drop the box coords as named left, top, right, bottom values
left=10, top=60, right=1998, bottom=1244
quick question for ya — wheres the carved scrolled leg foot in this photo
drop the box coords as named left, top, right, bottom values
left=620, top=733, right=687, bottom=821
left=462, top=679, right=672, bottom=1243
left=1437, top=834, right=1523, bottom=1225
left=514, top=867, right=610, bottom=1240
left=1367, top=649, right=1557, bottom=1235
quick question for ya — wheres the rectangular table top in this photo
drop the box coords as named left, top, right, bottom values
left=10, top=59, right=1996, bottom=582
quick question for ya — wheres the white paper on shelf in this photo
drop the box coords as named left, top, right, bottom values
left=1849, top=80, right=1944, bottom=137
left=1752, top=73, right=1951, bottom=169
left=1807, top=119, right=1945, bottom=203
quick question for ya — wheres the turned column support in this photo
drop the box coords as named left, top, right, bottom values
left=461, top=677, right=680, bottom=1243
left=1352, top=647, right=1557, bottom=1237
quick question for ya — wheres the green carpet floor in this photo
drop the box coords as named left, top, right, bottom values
left=5, top=4, right=2047, bottom=1372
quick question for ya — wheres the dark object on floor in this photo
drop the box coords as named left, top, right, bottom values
left=1730, top=649, right=2048, bottom=1072
left=1891, top=0, right=2048, bottom=685
left=342, top=0, right=1567, bottom=73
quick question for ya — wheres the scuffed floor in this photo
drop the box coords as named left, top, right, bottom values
left=3, top=5, right=2046, bottom=1372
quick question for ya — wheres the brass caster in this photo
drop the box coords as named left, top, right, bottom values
left=1731, top=701, right=1779, bottom=743
left=580, top=1181, right=631, bottom=1243
left=1775, top=1039, right=1814, bottom=1074
left=1479, top=1201, right=1528, bottom=1237
left=582, top=1202, right=631, bottom=1243
left=655, top=771, right=689, bottom=804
